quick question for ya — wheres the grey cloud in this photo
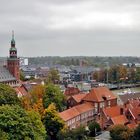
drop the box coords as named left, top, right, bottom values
left=0, top=0, right=140, bottom=57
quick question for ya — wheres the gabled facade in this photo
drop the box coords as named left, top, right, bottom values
left=82, top=87, right=117, bottom=113
left=67, top=94, right=86, bottom=108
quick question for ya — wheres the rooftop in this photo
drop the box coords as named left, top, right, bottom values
left=103, top=105, right=123, bottom=118
left=59, top=102, right=94, bottom=121
left=119, top=93, right=140, bottom=103
left=70, top=94, right=86, bottom=103
left=83, top=87, right=116, bottom=102
left=111, top=115, right=128, bottom=125
left=64, top=87, right=80, bottom=96
left=0, top=66, right=16, bottom=82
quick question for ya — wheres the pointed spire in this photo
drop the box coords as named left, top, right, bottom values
left=12, top=30, right=14, bottom=40
left=11, top=30, right=15, bottom=46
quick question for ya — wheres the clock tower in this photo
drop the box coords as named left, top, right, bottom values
left=7, top=31, right=20, bottom=80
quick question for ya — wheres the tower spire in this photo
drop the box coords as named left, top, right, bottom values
left=11, top=30, right=15, bottom=47
left=12, top=30, right=14, bottom=40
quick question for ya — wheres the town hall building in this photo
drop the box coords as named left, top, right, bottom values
left=0, top=31, right=20, bottom=87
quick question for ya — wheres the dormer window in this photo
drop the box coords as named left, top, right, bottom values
left=102, top=96, right=107, bottom=100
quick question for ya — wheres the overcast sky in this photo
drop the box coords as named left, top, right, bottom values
left=0, top=0, right=140, bottom=57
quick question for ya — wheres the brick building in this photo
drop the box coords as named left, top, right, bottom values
left=59, top=103, right=95, bottom=129
left=101, top=99, right=140, bottom=129
left=82, top=87, right=117, bottom=113
left=0, top=32, right=19, bottom=87
left=67, top=94, right=86, bottom=108
left=7, top=31, right=20, bottom=80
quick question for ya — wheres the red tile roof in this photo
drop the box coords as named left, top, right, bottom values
left=111, top=115, right=128, bottom=125
left=59, top=103, right=94, bottom=121
left=103, top=106, right=123, bottom=118
left=71, top=94, right=86, bottom=103
left=14, top=85, right=28, bottom=97
left=126, top=99, right=140, bottom=120
left=83, top=87, right=116, bottom=102
left=59, top=107, right=79, bottom=121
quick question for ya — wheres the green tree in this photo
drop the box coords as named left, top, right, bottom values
left=109, top=65, right=119, bottom=82
left=133, top=124, right=140, bottom=140
left=20, top=70, right=26, bottom=81
left=43, top=103, right=64, bottom=140
left=109, top=124, right=133, bottom=140
left=43, top=84, right=66, bottom=111
left=27, top=110, right=46, bottom=140
left=0, top=105, right=35, bottom=140
left=0, top=83, right=21, bottom=106
left=58, top=126, right=87, bottom=140
left=88, top=121, right=101, bottom=137
left=0, top=129, right=9, bottom=140
left=46, top=68, right=60, bottom=84
left=128, top=68, right=136, bottom=83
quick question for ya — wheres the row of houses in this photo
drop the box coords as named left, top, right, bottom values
left=60, top=86, right=140, bottom=130
left=102, top=98, right=140, bottom=129
left=59, top=87, right=117, bottom=129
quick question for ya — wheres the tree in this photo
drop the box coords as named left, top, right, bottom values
left=43, top=103, right=64, bottom=140
left=133, top=124, right=140, bottom=140
left=0, top=105, right=44, bottom=140
left=58, top=126, right=87, bottom=140
left=27, top=110, right=46, bottom=140
left=46, top=68, right=60, bottom=84
left=109, top=65, right=119, bottom=83
left=0, top=129, right=9, bottom=140
left=135, top=68, right=140, bottom=82
left=21, top=85, right=45, bottom=116
left=43, top=84, right=66, bottom=111
left=109, top=124, right=133, bottom=140
left=118, top=65, right=127, bottom=81
left=0, top=83, right=21, bottom=106
left=30, top=85, right=45, bottom=115
left=88, top=121, right=101, bottom=137
left=20, top=70, right=26, bottom=81
left=128, top=68, right=136, bottom=83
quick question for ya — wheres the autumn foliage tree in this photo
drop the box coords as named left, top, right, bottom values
left=109, top=124, right=133, bottom=140
left=118, top=66, right=127, bottom=81
left=21, top=84, right=45, bottom=116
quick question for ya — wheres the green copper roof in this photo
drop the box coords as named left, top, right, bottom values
left=11, top=38, right=15, bottom=45
left=10, top=47, right=17, bottom=51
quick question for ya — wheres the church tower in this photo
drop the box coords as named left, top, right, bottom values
left=7, top=31, right=20, bottom=80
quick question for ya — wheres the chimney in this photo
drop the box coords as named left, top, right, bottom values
left=120, top=108, right=124, bottom=115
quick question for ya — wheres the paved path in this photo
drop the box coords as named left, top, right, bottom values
left=95, top=131, right=110, bottom=140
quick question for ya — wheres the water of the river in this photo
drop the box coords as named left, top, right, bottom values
left=112, top=87, right=140, bottom=94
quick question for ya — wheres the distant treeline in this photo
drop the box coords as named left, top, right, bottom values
left=28, top=56, right=140, bottom=67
